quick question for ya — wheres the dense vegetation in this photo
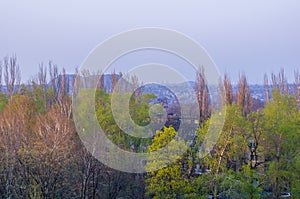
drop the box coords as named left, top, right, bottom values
left=0, top=56, right=299, bottom=198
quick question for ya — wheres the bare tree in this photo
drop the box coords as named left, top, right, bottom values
left=72, top=67, right=79, bottom=96
left=264, top=74, right=270, bottom=103
left=236, top=74, right=252, bottom=116
left=98, top=74, right=104, bottom=90
left=81, top=69, right=91, bottom=89
left=219, top=74, right=233, bottom=105
left=49, top=61, right=59, bottom=102
left=294, top=70, right=300, bottom=106
left=49, top=61, right=58, bottom=83
left=131, top=74, right=140, bottom=97
left=38, top=63, right=47, bottom=86
left=0, top=95, right=34, bottom=198
left=80, top=69, right=101, bottom=90
left=31, top=98, right=75, bottom=198
left=111, top=70, right=118, bottom=93
left=3, top=55, right=21, bottom=98
left=271, top=69, right=288, bottom=95
left=116, top=72, right=123, bottom=93
left=194, top=67, right=210, bottom=122
left=59, top=68, right=67, bottom=97
left=37, top=63, right=48, bottom=111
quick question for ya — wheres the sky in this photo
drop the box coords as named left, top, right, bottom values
left=0, top=0, right=299, bottom=84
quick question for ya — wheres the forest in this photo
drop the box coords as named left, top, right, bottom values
left=0, top=56, right=299, bottom=199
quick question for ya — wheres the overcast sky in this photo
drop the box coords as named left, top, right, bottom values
left=0, top=0, right=299, bottom=84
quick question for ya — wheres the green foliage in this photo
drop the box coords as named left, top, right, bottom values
left=129, top=93, right=156, bottom=126
left=31, top=83, right=47, bottom=114
left=145, top=126, right=192, bottom=199
left=191, top=104, right=264, bottom=198
left=0, top=73, right=299, bottom=198
left=0, top=93, right=7, bottom=112
left=262, top=90, right=300, bottom=197
left=95, top=89, right=154, bottom=152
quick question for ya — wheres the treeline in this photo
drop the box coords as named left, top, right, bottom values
left=0, top=56, right=146, bottom=199
left=145, top=69, right=300, bottom=199
left=0, top=55, right=299, bottom=198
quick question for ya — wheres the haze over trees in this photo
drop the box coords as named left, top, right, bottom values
left=0, top=56, right=299, bottom=198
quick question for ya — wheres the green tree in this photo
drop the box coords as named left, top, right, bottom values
left=145, top=126, right=192, bottom=199
left=262, top=90, right=300, bottom=198
left=194, top=104, right=251, bottom=198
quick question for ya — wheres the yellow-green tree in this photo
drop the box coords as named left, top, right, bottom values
left=145, top=126, right=192, bottom=199
left=262, top=90, right=300, bottom=198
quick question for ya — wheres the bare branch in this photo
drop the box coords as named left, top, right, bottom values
left=3, top=55, right=21, bottom=98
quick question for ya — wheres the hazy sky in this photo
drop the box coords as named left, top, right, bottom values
left=0, top=0, right=299, bottom=84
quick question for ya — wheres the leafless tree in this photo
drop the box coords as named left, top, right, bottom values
left=131, top=74, right=140, bottom=97
left=294, top=70, right=300, bottom=106
left=38, top=63, right=47, bottom=86
left=111, top=70, right=118, bottom=93
left=72, top=67, right=79, bottom=96
left=0, top=95, right=34, bottom=198
left=264, top=74, right=270, bottom=103
left=194, top=67, right=210, bottom=122
left=81, top=69, right=91, bottom=89
left=98, top=74, right=104, bottom=90
left=27, top=97, right=75, bottom=198
left=236, top=74, right=252, bottom=116
left=80, top=69, right=101, bottom=90
left=219, top=74, right=233, bottom=106
left=3, top=55, right=21, bottom=98
left=115, top=72, right=123, bottom=93
left=37, top=63, right=48, bottom=111
left=49, top=61, right=58, bottom=82
left=49, top=61, right=59, bottom=102
left=271, top=69, right=288, bottom=95
left=59, top=68, right=67, bottom=97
